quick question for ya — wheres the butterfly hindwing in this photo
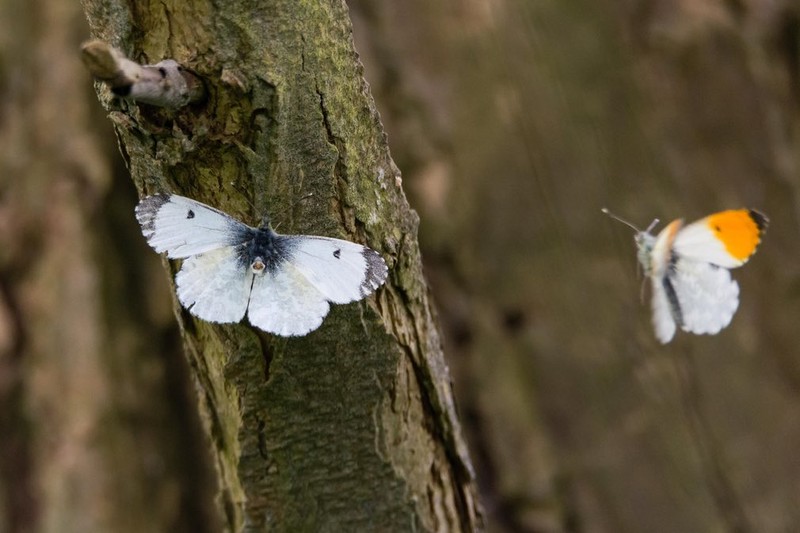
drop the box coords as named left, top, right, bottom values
left=247, top=263, right=330, bottom=336
left=667, top=257, right=740, bottom=337
left=136, top=194, right=246, bottom=258
left=175, top=247, right=252, bottom=324
left=650, top=277, right=678, bottom=344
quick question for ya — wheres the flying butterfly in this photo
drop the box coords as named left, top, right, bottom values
left=603, top=208, right=767, bottom=343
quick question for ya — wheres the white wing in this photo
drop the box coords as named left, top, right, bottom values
left=669, top=259, right=740, bottom=336
left=283, top=236, right=388, bottom=304
left=137, top=194, right=389, bottom=336
left=650, top=277, right=677, bottom=344
left=247, top=264, right=330, bottom=336
left=175, top=247, right=251, bottom=323
left=136, top=194, right=248, bottom=258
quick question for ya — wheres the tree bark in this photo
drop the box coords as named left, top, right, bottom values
left=80, top=1, right=481, bottom=532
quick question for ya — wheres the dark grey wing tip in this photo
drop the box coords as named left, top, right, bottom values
left=360, top=247, right=389, bottom=297
left=136, top=193, right=171, bottom=210
left=747, top=209, right=769, bottom=233
left=135, top=193, right=171, bottom=236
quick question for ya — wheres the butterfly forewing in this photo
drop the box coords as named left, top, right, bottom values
left=136, top=194, right=247, bottom=259
left=650, top=278, right=678, bottom=344
left=672, top=210, right=767, bottom=269
left=284, top=236, right=389, bottom=304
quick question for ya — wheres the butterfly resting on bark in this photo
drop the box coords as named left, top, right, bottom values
left=136, top=194, right=388, bottom=336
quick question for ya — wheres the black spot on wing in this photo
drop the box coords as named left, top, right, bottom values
left=187, top=209, right=195, bottom=219
left=134, top=194, right=171, bottom=236
left=359, top=248, right=388, bottom=297
left=333, top=248, right=341, bottom=259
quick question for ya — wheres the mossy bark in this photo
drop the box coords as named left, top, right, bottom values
left=81, top=1, right=481, bottom=531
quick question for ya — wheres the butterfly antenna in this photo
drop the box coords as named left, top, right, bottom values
left=601, top=207, right=642, bottom=232
left=644, top=218, right=660, bottom=233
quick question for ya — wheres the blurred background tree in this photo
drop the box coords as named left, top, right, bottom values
left=349, top=1, right=800, bottom=531
left=0, top=0, right=220, bottom=530
left=2, top=0, right=800, bottom=532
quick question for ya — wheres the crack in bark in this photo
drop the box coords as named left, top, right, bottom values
left=255, top=329, right=273, bottom=383
left=317, top=88, right=336, bottom=147
left=316, top=85, right=358, bottom=241
left=407, top=324, right=478, bottom=530
left=385, top=271, right=480, bottom=529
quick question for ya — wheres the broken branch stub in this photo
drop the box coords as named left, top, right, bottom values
left=81, top=40, right=205, bottom=109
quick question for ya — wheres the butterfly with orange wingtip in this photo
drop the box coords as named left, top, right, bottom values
left=603, top=208, right=768, bottom=343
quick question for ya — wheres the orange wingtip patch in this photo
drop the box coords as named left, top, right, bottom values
left=706, top=209, right=768, bottom=261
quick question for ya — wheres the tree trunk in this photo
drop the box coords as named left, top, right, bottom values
left=78, top=1, right=481, bottom=532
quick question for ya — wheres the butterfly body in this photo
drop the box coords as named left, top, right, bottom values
left=136, top=194, right=388, bottom=336
left=232, top=225, right=292, bottom=275
left=627, top=209, right=767, bottom=344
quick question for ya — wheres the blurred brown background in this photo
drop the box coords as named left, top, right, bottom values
left=349, top=1, right=800, bottom=531
left=2, top=0, right=800, bottom=531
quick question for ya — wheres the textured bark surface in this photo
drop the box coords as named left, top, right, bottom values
left=80, top=1, right=480, bottom=531
left=350, top=0, right=800, bottom=532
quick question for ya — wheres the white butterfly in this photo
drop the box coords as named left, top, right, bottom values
left=604, top=208, right=767, bottom=343
left=135, top=194, right=388, bottom=336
